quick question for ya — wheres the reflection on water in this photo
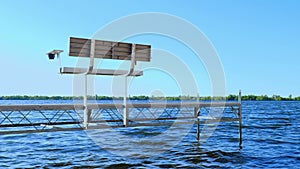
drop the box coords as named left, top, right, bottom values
left=0, top=101, right=299, bottom=168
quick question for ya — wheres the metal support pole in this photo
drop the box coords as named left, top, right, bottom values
left=87, top=39, right=95, bottom=73
left=122, top=44, right=136, bottom=127
left=123, top=76, right=128, bottom=127
left=57, top=53, right=62, bottom=72
left=238, top=90, right=242, bottom=148
left=197, top=111, right=200, bottom=141
left=194, top=107, right=198, bottom=118
left=196, top=92, right=200, bottom=140
left=238, top=89, right=242, bottom=103
left=83, top=75, right=88, bottom=129
left=83, top=39, right=95, bottom=129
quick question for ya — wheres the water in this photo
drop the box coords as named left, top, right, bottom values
left=0, top=101, right=299, bottom=168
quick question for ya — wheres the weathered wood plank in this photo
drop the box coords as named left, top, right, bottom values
left=69, top=37, right=151, bottom=62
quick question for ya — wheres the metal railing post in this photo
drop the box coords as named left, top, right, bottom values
left=123, top=76, right=128, bottom=127
left=83, top=75, right=88, bottom=129
left=238, top=90, right=242, bottom=148
left=123, top=44, right=136, bottom=127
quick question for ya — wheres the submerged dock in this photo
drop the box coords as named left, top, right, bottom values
left=0, top=101, right=242, bottom=147
left=16, top=37, right=243, bottom=147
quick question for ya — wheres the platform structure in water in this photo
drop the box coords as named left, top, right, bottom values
left=0, top=37, right=243, bottom=147
left=0, top=100, right=242, bottom=147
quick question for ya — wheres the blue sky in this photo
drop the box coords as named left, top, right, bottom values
left=0, top=0, right=299, bottom=97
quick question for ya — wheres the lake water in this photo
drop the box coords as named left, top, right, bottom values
left=0, top=101, right=299, bottom=168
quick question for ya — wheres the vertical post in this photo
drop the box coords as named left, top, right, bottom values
left=238, top=90, right=242, bottom=148
left=194, top=107, right=198, bottom=118
left=87, top=39, right=95, bottom=73
left=196, top=92, right=200, bottom=140
left=238, top=89, right=242, bottom=103
left=57, top=53, right=62, bottom=71
left=122, top=43, right=135, bottom=127
left=123, top=76, right=128, bottom=127
left=83, top=39, right=95, bottom=129
left=197, top=111, right=200, bottom=141
left=194, top=92, right=199, bottom=117
left=83, top=75, right=88, bottom=129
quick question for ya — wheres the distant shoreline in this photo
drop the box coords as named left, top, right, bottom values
left=0, top=95, right=299, bottom=101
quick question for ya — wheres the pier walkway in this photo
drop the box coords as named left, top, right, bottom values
left=0, top=101, right=242, bottom=147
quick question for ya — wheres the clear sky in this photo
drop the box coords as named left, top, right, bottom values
left=0, top=0, right=299, bottom=97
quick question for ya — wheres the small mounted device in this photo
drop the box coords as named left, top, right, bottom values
left=46, top=50, right=64, bottom=60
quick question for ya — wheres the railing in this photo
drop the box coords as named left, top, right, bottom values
left=0, top=102, right=242, bottom=147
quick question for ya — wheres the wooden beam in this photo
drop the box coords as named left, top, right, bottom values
left=69, top=37, right=151, bottom=62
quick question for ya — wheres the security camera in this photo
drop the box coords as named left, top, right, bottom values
left=48, top=53, right=56, bottom=59
left=47, top=50, right=64, bottom=60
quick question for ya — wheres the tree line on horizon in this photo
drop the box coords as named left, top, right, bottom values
left=0, top=94, right=300, bottom=101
